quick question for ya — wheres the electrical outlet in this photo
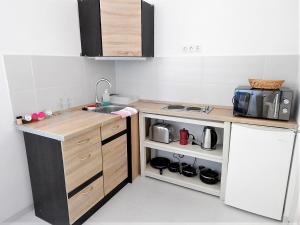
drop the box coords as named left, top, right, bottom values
left=182, top=44, right=202, bottom=54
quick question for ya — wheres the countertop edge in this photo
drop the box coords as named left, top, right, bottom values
left=137, top=108, right=298, bottom=130
left=16, top=125, right=64, bottom=141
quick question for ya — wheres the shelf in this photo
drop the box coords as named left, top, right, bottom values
left=145, top=164, right=221, bottom=197
left=144, top=139, right=223, bottom=163
left=143, top=113, right=224, bottom=128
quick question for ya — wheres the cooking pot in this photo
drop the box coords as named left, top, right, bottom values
left=168, top=162, right=180, bottom=173
left=181, top=164, right=197, bottom=177
left=199, top=167, right=219, bottom=184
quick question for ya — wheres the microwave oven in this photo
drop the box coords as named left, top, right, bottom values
left=233, top=86, right=293, bottom=121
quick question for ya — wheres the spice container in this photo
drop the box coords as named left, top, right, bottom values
left=16, top=116, right=23, bottom=125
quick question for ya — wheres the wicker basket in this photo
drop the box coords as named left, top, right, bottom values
left=248, top=79, right=284, bottom=90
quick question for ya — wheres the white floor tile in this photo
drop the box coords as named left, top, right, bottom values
left=7, top=177, right=281, bottom=225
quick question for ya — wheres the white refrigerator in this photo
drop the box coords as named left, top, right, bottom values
left=225, top=123, right=295, bottom=220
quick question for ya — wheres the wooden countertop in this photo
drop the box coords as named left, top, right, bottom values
left=17, top=111, right=120, bottom=141
left=131, top=100, right=298, bottom=130
left=16, top=100, right=297, bottom=141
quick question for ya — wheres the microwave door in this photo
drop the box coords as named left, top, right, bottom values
left=263, top=91, right=281, bottom=119
left=234, top=92, right=251, bottom=115
left=247, top=94, right=263, bottom=117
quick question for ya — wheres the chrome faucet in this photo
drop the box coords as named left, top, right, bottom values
left=95, top=78, right=112, bottom=105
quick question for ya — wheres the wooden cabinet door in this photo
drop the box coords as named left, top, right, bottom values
left=100, top=0, right=142, bottom=56
left=102, top=134, right=128, bottom=195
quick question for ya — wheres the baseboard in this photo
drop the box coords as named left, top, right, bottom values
left=2, top=204, right=33, bottom=223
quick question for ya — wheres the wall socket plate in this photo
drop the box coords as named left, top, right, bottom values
left=182, top=45, right=202, bottom=54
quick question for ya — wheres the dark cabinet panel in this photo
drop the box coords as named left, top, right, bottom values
left=78, top=0, right=102, bottom=56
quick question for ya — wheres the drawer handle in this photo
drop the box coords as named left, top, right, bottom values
left=81, top=186, right=93, bottom=196
left=77, top=138, right=90, bottom=145
left=79, top=153, right=92, bottom=161
left=112, top=125, right=120, bottom=130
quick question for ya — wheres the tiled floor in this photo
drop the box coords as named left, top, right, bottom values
left=6, top=177, right=281, bottom=225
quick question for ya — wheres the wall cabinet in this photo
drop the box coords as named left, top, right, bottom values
left=78, top=0, right=154, bottom=57
left=225, top=123, right=295, bottom=220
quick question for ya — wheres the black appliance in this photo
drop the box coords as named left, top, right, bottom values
left=233, top=86, right=293, bottom=121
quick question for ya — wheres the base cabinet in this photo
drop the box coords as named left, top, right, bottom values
left=225, top=123, right=295, bottom=220
left=23, top=117, right=132, bottom=225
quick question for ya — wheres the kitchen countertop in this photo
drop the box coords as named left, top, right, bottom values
left=16, top=100, right=298, bottom=141
left=131, top=100, right=298, bottom=130
left=17, top=111, right=120, bottom=141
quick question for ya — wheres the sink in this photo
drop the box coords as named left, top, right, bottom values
left=93, top=105, right=125, bottom=114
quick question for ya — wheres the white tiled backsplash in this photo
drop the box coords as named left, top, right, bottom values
left=5, top=55, right=299, bottom=118
left=4, top=55, right=116, bottom=116
left=115, top=56, right=299, bottom=108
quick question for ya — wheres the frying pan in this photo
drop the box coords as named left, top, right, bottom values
left=150, top=157, right=170, bottom=175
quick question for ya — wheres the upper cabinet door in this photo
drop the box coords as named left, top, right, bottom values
left=100, top=0, right=142, bottom=57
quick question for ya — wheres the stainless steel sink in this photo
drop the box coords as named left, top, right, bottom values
left=93, top=105, right=125, bottom=114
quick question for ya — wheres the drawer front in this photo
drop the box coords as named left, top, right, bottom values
left=103, top=134, right=128, bottom=195
left=101, top=118, right=126, bottom=140
left=63, top=128, right=100, bottom=154
left=64, top=143, right=102, bottom=192
left=68, top=177, right=104, bottom=224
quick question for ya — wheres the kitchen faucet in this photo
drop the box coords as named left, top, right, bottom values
left=95, top=78, right=112, bottom=105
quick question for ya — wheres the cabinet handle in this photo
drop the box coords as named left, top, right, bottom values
left=112, top=125, right=120, bottom=130
left=81, top=186, right=93, bottom=196
left=77, top=138, right=90, bottom=145
left=79, top=153, right=92, bottom=161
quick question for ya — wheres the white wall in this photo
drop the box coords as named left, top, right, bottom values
left=4, top=55, right=115, bottom=117
left=116, top=0, right=299, bottom=106
left=116, top=56, right=299, bottom=107
left=149, top=0, right=298, bottom=57
left=0, top=0, right=81, bottom=56
left=0, top=57, right=33, bottom=222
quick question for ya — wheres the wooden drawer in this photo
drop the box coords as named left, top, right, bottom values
left=63, top=143, right=102, bottom=192
left=68, top=177, right=104, bottom=224
left=103, top=134, right=128, bottom=195
left=101, top=118, right=126, bottom=140
left=63, top=128, right=100, bottom=153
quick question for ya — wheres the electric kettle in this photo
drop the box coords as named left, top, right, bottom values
left=201, top=126, right=218, bottom=150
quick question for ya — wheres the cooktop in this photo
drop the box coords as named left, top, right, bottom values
left=163, top=104, right=213, bottom=114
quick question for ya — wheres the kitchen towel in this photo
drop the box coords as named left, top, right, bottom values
left=111, top=107, right=138, bottom=118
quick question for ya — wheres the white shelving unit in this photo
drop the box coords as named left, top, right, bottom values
left=139, top=113, right=231, bottom=199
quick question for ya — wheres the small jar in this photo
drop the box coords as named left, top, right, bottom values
left=16, top=116, right=23, bottom=125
